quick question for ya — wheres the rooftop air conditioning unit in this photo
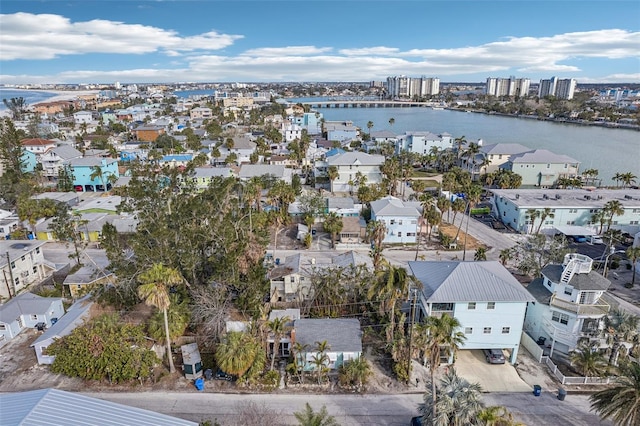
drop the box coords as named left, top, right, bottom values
left=542, top=194, right=549, bottom=200
left=556, top=194, right=562, bottom=200
left=584, top=195, right=591, bottom=200
left=625, top=194, right=633, bottom=200
left=597, top=195, right=603, bottom=200
left=515, top=194, right=520, bottom=199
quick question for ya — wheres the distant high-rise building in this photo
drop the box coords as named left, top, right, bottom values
left=114, top=81, right=121, bottom=90
left=386, top=76, right=440, bottom=98
left=485, top=77, right=530, bottom=97
left=538, top=77, right=576, bottom=100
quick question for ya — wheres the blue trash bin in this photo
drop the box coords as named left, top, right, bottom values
left=194, top=378, right=204, bottom=391
left=533, top=385, right=542, bottom=396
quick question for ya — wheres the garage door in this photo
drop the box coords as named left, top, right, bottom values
left=455, top=350, right=531, bottom=392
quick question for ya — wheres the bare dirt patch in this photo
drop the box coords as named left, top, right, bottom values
left=438, top=223, right=485, bottom=251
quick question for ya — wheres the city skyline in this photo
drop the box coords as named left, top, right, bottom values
left=1, top=1, right=639, bottom=85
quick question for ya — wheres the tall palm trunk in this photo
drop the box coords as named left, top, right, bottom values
left=163, top=308, right=175, bottom=373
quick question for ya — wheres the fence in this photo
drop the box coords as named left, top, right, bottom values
left=520, top=331, right=544, bottom=362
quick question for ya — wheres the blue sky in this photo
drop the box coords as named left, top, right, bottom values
left=1, top=1, right=639, bottom=84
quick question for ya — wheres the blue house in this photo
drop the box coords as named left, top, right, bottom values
left=21, top=150, right=37, bottom=173
left=69, top=158, right=119, bottom=192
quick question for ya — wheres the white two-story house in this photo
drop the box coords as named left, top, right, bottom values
left=370, top=196, right=421, bottom=244
left=409, top=260, right=534, bottom=364
left=0, top=241, right=53, bottom=301
left=320, top=151, right=384, bottom=193
left=524, top=253, right=610, bottom=356
left=395, top=131, right=453, bottom=155
left=0, top=292, right=65, bottom=348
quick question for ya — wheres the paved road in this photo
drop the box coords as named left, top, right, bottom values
left=82, top=390, right=611, bottom=425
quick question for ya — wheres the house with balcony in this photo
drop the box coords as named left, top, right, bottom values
left=190, top=107, right=212, bottom=120
left=370, top=196, right=421, bottom=244
left=21, top=138, right=57, bottom=160
left=324, top=121, right=358, bottom=144
left=409, top=260, right=534, bottom=364
left=395, top=131, right=453, bottom=155
left=0, top=241, right=54, bottom=301
left=503, top=149, right=580, bottom=188
left=39, top=145, right=83, bottom=181
left=317, top=151, right=384, bottom=193
left=524, top=253, right=610, bottom=356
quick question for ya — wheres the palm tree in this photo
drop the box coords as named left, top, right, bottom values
left=604, top=200, right=625, bottom=232
left=327, top=166, right=339, bottom=194
left=368, top=265, right=413, bottom=342
left=536, top=207, right=555, bottom=234
left=291, top=342, right=309, bottom=383
left=366, top=120, right=374, bottom=137
left=423, top=314, right=467, bottom=420
left=323, top=212, right=343, bottom=248
left=569, top=342, right=608, bottom=377
left=474, top=247, right=487, bottom=261
left=137, top=263, right=185, bottom=373
left=294, top=403, right=339, bottom=426
left=3, top=97, right=28, bottom=120
left=420, top=367, right=483, bottom=426
left=590, top=361, right=640, bottom=426
left=621, top=172, right=637, bottom=189
left=477, top=405, right=521, bottom=426
left=267, top=315, right=290, bottom=371
left=605, top=309, right=639, bottom=367
left=312, top=340, right=331, bottom=384
left=613, top=172, right=624, bottom=188
left=454, top=135, right=467, bottom=160
left=526, top=209, right=540, bottom=234
left=462, top=184, right=482, bottom=261
left=89, top=165, right=107, bottom=191
left=215, top=331, right=262, bottom=378
left=366, top=220, right=387, bottom=271
left=499, top=248, right=514, bottom=267
left=626, top=246, right=640, bottom=287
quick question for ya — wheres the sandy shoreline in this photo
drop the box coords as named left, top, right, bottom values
left=32, top=90, right=100, bottom=104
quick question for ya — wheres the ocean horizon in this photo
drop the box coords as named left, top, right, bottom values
left=0, top=88, right=58, bottom=110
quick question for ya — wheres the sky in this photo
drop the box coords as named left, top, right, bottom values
left=0, top=0, right=639, bottom=85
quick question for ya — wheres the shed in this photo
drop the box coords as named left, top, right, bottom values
left=181, top=343, right=203, bottom=380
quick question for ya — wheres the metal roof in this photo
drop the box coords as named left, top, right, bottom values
left=371, top=196, right=421, bottom=218
left=0, top=388, right=198, bottom=426
left=326, top=151, right=384, bottom=166
left=294, top=318, right=362, bottom=353
left=509, top=149, right=579, bottom=164
left=409, top=261, right=535, bottom=303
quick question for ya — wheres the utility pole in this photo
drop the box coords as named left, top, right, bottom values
left=5, top=252, right=16, bottom=298
left=406, top=288, right=417, bottom=385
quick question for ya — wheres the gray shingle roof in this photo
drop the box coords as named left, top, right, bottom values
left=294, top=318, right=362, bottom=353
left=31, top=298, right=93, bottom=346
left=541, top=264, right=611, bottom=291
left=0, top=388, right=197, bottom=426
left=0, top=293, right=62, bottom=324
left=409, top=261, right=535, bottom=303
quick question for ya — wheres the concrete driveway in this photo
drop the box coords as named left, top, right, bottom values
left=455, top=350, right=531, bottom=392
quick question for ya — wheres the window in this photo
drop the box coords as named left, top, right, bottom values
left=0, top=324, right=6, bottom=330
left=487, top=302, right=495, bottom=310
left=464, top=327, right=473, bottom=334
left=502, top=327, right=511, bottom=334
left=468, top=302, right=476, bottom=310
left=398, top=220, right=403, bottom=225
left=551, top=311, right=569, bottom=325
left=397, top=232, right=402, bottom=237
left=483, top=327, right=492, bottom=334
left=564, top=286, right=573, bottom=296
left=35, top=247, right=40, bottom=254
left=30, top=314, right=38, bottom=321
left=21, top=255, right=25, bottom=261
left=10, top=262, right=15, bottom=269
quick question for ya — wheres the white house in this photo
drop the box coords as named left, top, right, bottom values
left=461, top=143, right=530, bottom=177
left=0, top=241, right=53, bottom=301
left=320, top=151, right=384, bottom=193
left=409, top=261, right=535, bottom=364
left=370, top=196, right=421, bottom=243
left=294, top=318, right=363, bottom=370
left=190, top=107, right=212, bottom=120
left=282, top=123, right=303, bottom=142
left=504, top=149, right=580, bottom=188
left=523, top=253, right=611, bottom=356
left=39, top=145, right=83, bottom=181
left=239, top=164, right=292, bottom=184
left=490, top=188, right=640, bottom=235
left=396, top=131, right=453, bottom=155
left=0, top=293, right=65, bottom=348
left=215, top=136, right=257, bottom=165
left=30, top=297, right=93, bottom=364
left=73, top=111, right=94, bottom=125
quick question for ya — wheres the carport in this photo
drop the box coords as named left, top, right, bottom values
left=455, top=350, right=531, bottom=392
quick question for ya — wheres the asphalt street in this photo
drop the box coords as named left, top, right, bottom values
left=82, top=390, right=612, bottom=425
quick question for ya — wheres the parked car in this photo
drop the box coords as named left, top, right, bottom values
left=570, top=235, right=587, bottom=243
left=588, top=235, right=604, bottom=244
left=410, top=416, right=423, bottom=426
left=214, top=369, right=236, bottom=381
left=483, top=349, right=506, bottom=364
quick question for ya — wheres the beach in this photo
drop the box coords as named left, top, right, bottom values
left=0, top=88, right=100, bottom=118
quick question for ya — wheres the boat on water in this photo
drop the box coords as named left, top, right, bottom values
left=431, top=106, right=444, bottom=110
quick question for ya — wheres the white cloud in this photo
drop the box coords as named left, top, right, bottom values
left=0, top=13, right=243, bottom=60
left=339, top=47, right=400, bottom=56
left=241, top=46, right=333, bottom=56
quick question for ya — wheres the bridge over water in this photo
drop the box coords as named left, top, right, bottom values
left=294, top=100, right=442, bottom=109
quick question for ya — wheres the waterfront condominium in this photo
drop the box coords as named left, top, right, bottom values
left=538, top=77, right=577, bottom=100
left=386, top=76, right=440, bottom=99
left=485, top=77, right=531, bottom=97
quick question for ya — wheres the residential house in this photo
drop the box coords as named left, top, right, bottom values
left=0, top=215, right=20, bottom=239
left=462, top=143, right=530, bottom=177
left=269, top=251, right=373, bottom=303
left=158, top=154, right=193, bottom=169
left=0, top=241, right=53, bottom=301
left=290, top=112, right=323, bottom=134
left=283, top=123, right=302, bottom=142
left=63, top=265, right=115, bottom=299
left=223, top=97, right=254, bottom=108
left=239, top=164, right=292, bottom=184
left=320, top=151, right=384, bottom=193
left=190, top=107, right=213, bottom=120
left=31, top=297, right=93, bottom=364
left=294, top=318, right=363, bottom=370
left=324, top=121, right=358, bottom=144
left=326, top=197, right=361, bottom=217
left=32, top=192, right=79, bottom=207
left=267, top=308, right=301, bottom=358
left=523, top=253, right=610, bottom=355
left=364, top=130, right=398, bottom=153
left=215, top=136, right=257, bottom=165
left=133, top=125, right=166, bottom=142
left=0, top=389, right=198, bottom=426
left=73, top=111, right=94, bottom=125
left=68, top=157, right=119, bottom=192
left=21, top=138, right=57, bottom=160
left=408, top=261, right=535, bottom=364
left=503, top=149, right=580, bottom=187
left=39, top=145, right=83, bottom=181
left=370, top=196, right=421, bottom=244
left=187, top=167, right=236, bottom=190
left=338, top=217, right=367, bottom=245
left=396, top=131, right=453, bottom=155
left=490, top=188, right=640, bottom=235
left=0, top=293, right=64, bottom=347
left=21, top=149, right=37, bottom=173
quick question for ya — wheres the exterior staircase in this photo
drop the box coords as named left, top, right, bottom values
left=560, top=258, right=580, bottom=284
